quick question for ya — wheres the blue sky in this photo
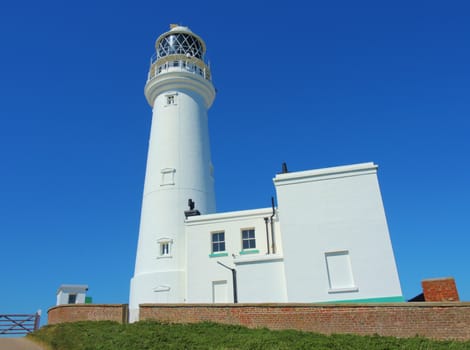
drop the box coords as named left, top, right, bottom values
left=1, top=1, right=469, bottom=324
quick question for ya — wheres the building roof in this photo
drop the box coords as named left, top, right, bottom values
left=274, top=162, right=378, bottom=186
left=56, top=284, right=88, bottom=294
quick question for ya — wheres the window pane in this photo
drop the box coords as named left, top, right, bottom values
left=68, top=294, right=77, bottom=304
left=212, top=231, right=225, bottom=253
left=242, top=229, right=256, bottom=250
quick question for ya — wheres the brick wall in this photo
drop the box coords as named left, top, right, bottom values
left=140, top=303, right=470, bottom=341
left=47, top=302, right=470, bottom=340
left=422, top=277, right=460, bottom=302
left=48, top=304, right=128, bottom=324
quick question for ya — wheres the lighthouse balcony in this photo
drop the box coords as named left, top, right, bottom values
left=147, top=54, right=211, bottom=83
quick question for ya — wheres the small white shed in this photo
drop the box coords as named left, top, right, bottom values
left=56, top=284, right=89, bottom=305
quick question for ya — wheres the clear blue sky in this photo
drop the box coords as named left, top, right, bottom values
left=1, top=1, right=469, bottom=324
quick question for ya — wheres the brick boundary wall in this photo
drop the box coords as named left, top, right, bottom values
left=140, top=303, right=470, bottom=341
left=47, top=303, right=470, bottom=340
left=48, top=304, right=128, bottom=325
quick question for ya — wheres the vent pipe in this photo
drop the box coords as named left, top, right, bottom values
left=270, top=197, right=276, bottom=254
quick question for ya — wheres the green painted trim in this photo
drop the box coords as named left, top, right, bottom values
left=323, top=296, right=405, bottom=304
left=239, top=249, right=260, bottom=255
left=209, top=252, right=228, bottom=258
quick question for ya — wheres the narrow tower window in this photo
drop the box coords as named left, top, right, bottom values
left=165, top=93, right=177, bottom=106
left=157, top=238, right=173, bottom=258
left=161, top=168, right=176, bottom=186
left=161, top=243, right=169, bottom=255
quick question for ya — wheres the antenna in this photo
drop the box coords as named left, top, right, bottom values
left=281, top=162, right=288, bottom=173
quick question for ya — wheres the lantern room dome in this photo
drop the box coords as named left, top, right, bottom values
left=155, top=25, right=206, bottom=60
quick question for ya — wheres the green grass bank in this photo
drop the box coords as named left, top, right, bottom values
left=29, top=321, right=470, bottom=350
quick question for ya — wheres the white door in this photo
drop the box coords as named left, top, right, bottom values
left=212, top=280, right=228, bottom=303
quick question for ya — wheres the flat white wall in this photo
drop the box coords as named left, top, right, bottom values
left=56, top=286, right=87, bottom=305
left=235, top=255, right=287, bottom=302
left=185, top=208, right=283, bottom=303
left=274, top=163, right=403, bottom=302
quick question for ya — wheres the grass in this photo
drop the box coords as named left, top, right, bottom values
left=28, top=321, right=470, bottom=350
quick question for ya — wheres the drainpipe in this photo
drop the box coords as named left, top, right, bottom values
left=270, top=197, right=276, bottom=254
left=217, top=261, right=238, bottom=303
left=264, top=217, right=270, bottom=254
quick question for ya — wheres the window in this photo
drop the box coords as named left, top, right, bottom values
left=68, top=294, right=77, bottom=304
left=164, top=93, right=177, bottom=106
left=157, top=238, right=173, bottom=258
left=160, top=242, right=170, bottom=256
left=241, top=229, right=256, bottom=249
left=160, top=168, right=176, bottom=186
left=166, top=93, right=177, bottom=106
left=212, top=231, right=225, bottom=253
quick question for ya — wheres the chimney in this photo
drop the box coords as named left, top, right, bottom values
left=422, top=277, right=460, bottom=302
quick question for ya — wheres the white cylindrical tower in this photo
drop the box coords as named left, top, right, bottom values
left=129, top=25, right=216, bottom=321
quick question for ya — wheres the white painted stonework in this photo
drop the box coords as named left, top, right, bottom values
left=185, top=208, right=286, bottom=303
left=56, top=285, right=88, bottom=306
left=129, top=25, right=216, bottom=321
left=273, top=163, right=402, bottom=302
left=130, top=26, right=403, bottom=321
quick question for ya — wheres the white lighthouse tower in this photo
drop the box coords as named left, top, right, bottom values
left=129, top=25, right=216, bottom=321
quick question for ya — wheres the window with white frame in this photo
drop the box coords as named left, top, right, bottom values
left=157, top=238, right=173, bottom=258
left=160, top=168, right=176, bottom=186
left=161, top=242, right=170, bottom=255
left=241, top=228, right=256, bottom=250
left=165, top=93, right=177, bottom=106
left=211, top=231, right=225, bottom=253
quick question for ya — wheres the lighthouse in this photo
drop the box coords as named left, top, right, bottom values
left=129, top=25, right=216, bottom=321
left=126, top=24, right=403, bottom=323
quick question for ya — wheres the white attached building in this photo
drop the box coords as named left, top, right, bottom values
left=129, top=25, right=403, bottom=321
left=185, top=163, right=402, bottom=304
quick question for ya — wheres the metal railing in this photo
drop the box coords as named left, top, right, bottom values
left=147, top=54, right=212, bottom=83
left=0, top=311, right=41, bottom=335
